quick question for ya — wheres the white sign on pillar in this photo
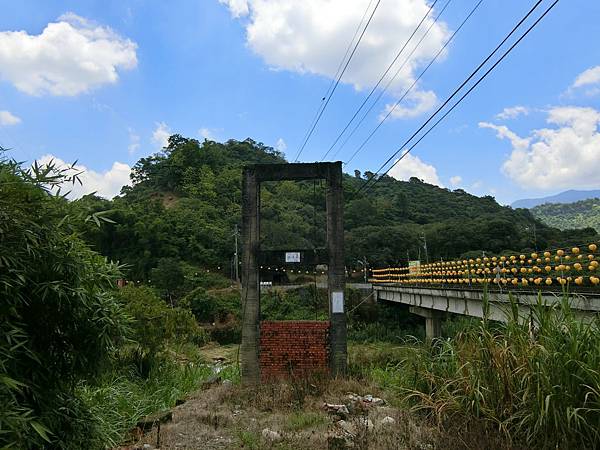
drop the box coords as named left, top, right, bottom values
left=332, top=291, right=344, bottom=313
left=285, top=252, right=301, bottom=263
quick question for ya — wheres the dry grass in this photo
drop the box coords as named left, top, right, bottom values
left=127, top=374, right=478, bottom=449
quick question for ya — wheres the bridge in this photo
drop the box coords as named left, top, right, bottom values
left=371, top=244, right=600, bottom=339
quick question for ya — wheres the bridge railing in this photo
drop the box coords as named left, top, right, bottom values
left=370, top=243, right=600, bottom=289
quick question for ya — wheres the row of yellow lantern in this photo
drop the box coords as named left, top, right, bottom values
left=396, top=244, right=598, bottom=270
left=372, top=243, right=599, bottom=276
left=370, top=275, right=600, bottom=286
left=372, top=260, right=599, bottom=278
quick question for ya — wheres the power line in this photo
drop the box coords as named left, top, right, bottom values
left=297, top=0, right=377, bottom=154
left=358, top=0, right=553, bottom=194
left=293, top=0, right=383, bottom=162
left=343, top=0, right=485, bottom=167
left=320, top=0, right=442, bottom=161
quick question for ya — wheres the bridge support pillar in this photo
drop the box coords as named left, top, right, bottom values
left=410, top=306, right=443, bottom=340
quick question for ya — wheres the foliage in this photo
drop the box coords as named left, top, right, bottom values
left=185, top=287, right=241, bottom=323
left=149, top=257, right=185, bottom=303
left=0, top=155, right=129, bottom=449
left=394, top=296, right=600, bottom=448
left=66, top=136, right=597, bottom=283
left=532, top=197, right=600, bottom=232
left=79, top=358, right=212, bottom=449
left=115, top=285, right=207, bottom=371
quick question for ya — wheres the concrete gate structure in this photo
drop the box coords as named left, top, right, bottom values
left=240, top=162, right=346, bottom=384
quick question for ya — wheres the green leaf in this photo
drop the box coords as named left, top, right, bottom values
left=30, top=421, right=53, bottom=443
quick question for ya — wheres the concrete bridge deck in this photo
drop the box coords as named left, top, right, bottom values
left=374, top=284, right=600, bottom=338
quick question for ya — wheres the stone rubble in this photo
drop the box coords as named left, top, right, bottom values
left=380, top=416, right=396, bottom=426
left=261, top=428, right=282, bottom=442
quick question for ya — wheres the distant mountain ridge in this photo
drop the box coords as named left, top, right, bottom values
left=512, top=189, right=600, bottom=209
left=531, top=198, right=600, bottom=233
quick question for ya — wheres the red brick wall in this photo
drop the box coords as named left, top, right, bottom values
left=260, top=321, right=330, bottom=381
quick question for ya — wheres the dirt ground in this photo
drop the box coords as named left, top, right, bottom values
left=122, top=375, right=450, bottom=450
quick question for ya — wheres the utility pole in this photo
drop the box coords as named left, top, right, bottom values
left=357, top=256, right=368, bottom=283
left=525, top=224, right=538, bottom=251
left=233, top=224, right=240, bottom=284
left=420, top=233, right=429, bottom=264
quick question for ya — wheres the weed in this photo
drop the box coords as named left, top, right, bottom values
left=283, top=411, right=327, bottom=432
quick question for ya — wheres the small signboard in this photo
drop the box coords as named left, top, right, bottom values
left=285, top=252, right=301, bottom=263
left=408, top=260, right=421, bottom=275
left=332, top=291, right=344, bottom=313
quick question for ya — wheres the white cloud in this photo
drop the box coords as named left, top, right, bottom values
left=275, top=137, right=287, bottom=152
left=572, top=65, right=600, bottom=89
left=0, top=110, right=21, bottom=126
left=383, top=89, right=438, bottom=119
left=199, top=127, right=216, bottom=140
left=449, top=175, right=462, bottom=187
left=0, top=12, right=137, bottom=96
left=221, top=0, right=450, bottom=118
left=152, top=122, right=171, bottom=148
left=496, top=105, right=529, bottom=120
left=37, top=154, right=131, bottom=199
left=219, top=0, right=249, bottom=18
left=388, top=152, right=442, bottom=186
left=481, top=106, right=600, bottom=190
left=127, top=128, right=140, bottom=155
left=479, top=122, right=530, bottom=150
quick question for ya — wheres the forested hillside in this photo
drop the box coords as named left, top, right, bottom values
left=532, top=198, right=600, bottom=233
left=70, top=136, right=597, bottom=279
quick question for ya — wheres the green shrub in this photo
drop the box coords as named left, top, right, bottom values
left=0, top=156, right=129, bottom=449
left=115, top=285, right=208, bottom=375
left=398, top=295, right=600, bottom=448
left=185, top=287, right=240, bottom=323
left=79, top=358, right=211, bottom=448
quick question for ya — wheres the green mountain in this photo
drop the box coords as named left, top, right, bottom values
left=512, top=189, right=600, bottom=208
left=70, top=136, right=597, bottom=279
left=531, top=198, right=600, bottom=233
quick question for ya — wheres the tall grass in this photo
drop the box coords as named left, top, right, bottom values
left=396, top=294, right=600, bottom=448
left=78, top=359, right=212, bottom=449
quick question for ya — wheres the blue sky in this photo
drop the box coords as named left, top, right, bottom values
left=0, top=0, right=599, bottom=204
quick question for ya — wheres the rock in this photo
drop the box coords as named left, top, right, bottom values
left=364, top=395, right=373, bottom=402
left=336, top=420, right=355, bottom=435
left=323, top=403, right=350, bottom=418
left=371, top=397, right=385, bottom=406
left=222, top=379, right=233, bottom=388
left=142, top=444, right=153, bottom=450
left=261, top=428, right=282, bottom=442
left=380, top=416, right=396, bottom=426
left=201, top=374, right=221, bottom=388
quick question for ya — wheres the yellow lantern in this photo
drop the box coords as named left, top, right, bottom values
left=589, top=244, right=598, bottom=252
left=572, top=247, right=580, bottom=254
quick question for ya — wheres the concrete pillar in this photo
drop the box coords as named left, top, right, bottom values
left=326, top=162, right=347, bottom=376
left=240, top=162, right=347, bottom=383
left=425, top=316, right=442, bottom=340
left=241, top=167, right=260, bottom=384
left=410, top=306, right=442, bottom=340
